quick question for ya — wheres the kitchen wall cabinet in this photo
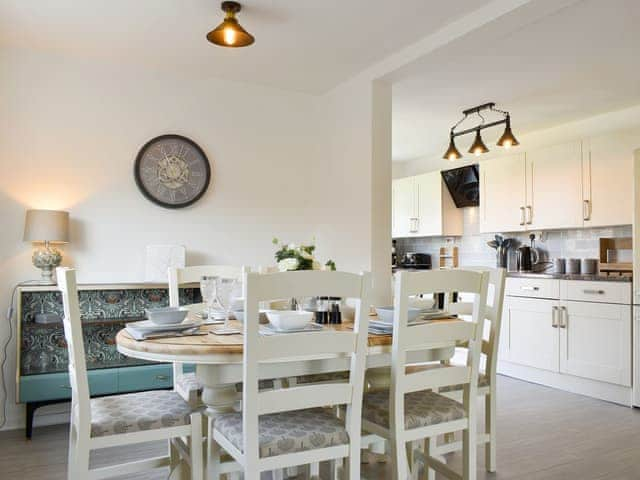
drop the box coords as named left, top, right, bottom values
left=526, top=141, right=583, bottom=230
left=583, top=132, right=636, bottom=228
left=392, top=171, right=462, bottom=238
left=479, top=129, right=638, bottom=233
left=480, top=153, right=527, bottom=233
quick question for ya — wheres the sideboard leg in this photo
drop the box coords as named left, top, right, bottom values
left=26, top=402, right=37, bottom=439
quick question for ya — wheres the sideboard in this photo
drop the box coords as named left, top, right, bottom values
left=16, top=282, right=200, bottom=437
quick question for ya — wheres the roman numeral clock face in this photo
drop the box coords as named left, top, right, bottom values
left=134, top=135, right=211, bottom=208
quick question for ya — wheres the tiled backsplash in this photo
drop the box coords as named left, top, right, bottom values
left=395, top=207, right=632, bottom=270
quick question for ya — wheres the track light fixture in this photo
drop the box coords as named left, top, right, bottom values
left=443, top=103, right=519, bottom=160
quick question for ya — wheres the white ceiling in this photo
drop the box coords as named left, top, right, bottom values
left=0, top=0, right=491, bottom=94
left=392, top=0, right=640, bottom=164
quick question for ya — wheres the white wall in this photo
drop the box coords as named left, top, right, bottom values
left=0, top=46, right=329, bottom=429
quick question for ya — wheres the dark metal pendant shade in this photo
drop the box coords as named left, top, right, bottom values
left=207, top=1, right=255, bottom=48
left=443, top=135, right=462, bottom=161
left=469, top=130, right=489, bottom=156
left=496, top=118, right=520, bottom=148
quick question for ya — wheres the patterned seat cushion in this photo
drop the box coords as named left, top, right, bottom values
left=90, top=390, right=192, bottom=437
left=363, top=390, right=465, bottom=430
left=439, top=373, right=490, bottom=393
left=214, top=407, right=349, bottom=458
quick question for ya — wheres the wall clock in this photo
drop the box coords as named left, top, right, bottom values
left=134, top=134, right=211, bottom=209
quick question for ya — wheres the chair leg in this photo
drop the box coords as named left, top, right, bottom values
left=309, top=461, right=320, bottom=479
left=463, top=423, right=477, bottom=480
left=424, top=438, right=436, bottom=480
left=272, top=469, right=284, bottom=480
left=390, top=438, right=409, bottom=480
left=70, top=438, right=90, bottom=480
left=190, top=413, right=204, bottom=480
left=207, top=416, right=222, bottom=480
left=485, top=393, right=496, bottom=473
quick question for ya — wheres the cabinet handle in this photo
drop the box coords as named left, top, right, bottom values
left=60, top=385, right=72, bottom=390
left=155, top=375, right=170, bottom=381
left=526, top=205, right=533, bottom=225
left=551, top=306, right=559, bottom=328
left=519, top=206, right=525, bottom=226
left=520, top=286, right=540, bottom=292
left=583, top=199, right=591, bottom=221
left=582, top=289, right=605, bottom=295
left=559, top=306, right=567, bottom=328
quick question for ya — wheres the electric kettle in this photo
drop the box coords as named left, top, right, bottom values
left=517, top=246, right=539, bottom=272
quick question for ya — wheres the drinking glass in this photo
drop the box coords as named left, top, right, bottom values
left=216, top=277, right=241, bottom=334
left=200, top=275, right=219, bottom=323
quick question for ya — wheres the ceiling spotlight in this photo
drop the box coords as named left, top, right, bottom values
left=443, top=134, right=462, bottom=161
left=496, top=116, right=520, bottom=148
left=469, top=130, right=489, bottom=156
left=207, top=1, right=255, bottom=48
left=443, top=102, right=518, bottom=160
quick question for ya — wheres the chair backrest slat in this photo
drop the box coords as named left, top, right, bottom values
left=402, top=365, right=471, bottom=393
left=257, top=331, right=357, bottom=361
left=257, top=384, right=353, bottom=415
left=242, top=270, right=371, bottom=467
left=401, top=320, right=476, bottom=351
left=57, top=268, right=91, bottom=428
left=168, top=265, right=247, bottom=308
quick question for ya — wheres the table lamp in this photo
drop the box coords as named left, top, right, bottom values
left=23, top=209, right=70, bottom=284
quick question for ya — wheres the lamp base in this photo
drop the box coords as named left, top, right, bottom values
left=32, top=246, right=62, bottom=285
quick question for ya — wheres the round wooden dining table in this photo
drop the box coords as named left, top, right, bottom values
left=115, top=313, right=457, bottom=418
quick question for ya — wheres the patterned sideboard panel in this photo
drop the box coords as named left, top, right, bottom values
left=20, top=287, right=201, bottom=376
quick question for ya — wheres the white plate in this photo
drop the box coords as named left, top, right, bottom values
left=260, top=323, right=324, bottom=335
left=126, top=319, right=200, bottom=333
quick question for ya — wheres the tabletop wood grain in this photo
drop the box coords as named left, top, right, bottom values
left=116, top=313, right=461, bottom=357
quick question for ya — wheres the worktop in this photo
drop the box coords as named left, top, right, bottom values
left=506, top=272, right=631, bottom=282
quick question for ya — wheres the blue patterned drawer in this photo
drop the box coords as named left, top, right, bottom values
left=117, top=364, right=174, bottom=393
left=19, top=368, right=119, bottom=403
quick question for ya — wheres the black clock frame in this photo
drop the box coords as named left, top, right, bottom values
left=134, top=134, right=211, bottom=209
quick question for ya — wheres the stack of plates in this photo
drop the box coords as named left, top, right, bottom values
left=368, top=319, right=394, bottom=335
left=259, top=323, right=324, bottom=336
left=125, top=319, right=201, bottom=340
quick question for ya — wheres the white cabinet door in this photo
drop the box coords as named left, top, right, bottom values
left=392, top=177, right=415, bottom=238
left=505, top=296, right=559, bottom=372
left=415, top=171, right=441, bottom=236
left=583, top=132, right=637, bottom=227
left=480, top=153, right=527, bottom=233
left=559, top=301, right=631, bottom=386
left=526, top=141, right=583, bottom=229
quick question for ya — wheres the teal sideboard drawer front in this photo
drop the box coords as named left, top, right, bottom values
left=117, top=364, right=173, bottom=392
left=20, top=369, right=119, bottom=403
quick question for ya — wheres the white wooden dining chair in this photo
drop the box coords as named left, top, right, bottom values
left=361, top=269, right=489, bottom=480
left=168, top=264, right=247, bottom=407
left=208, top=270, right=371, bottom=480
left=58, top=267, right=203, bottom=480
left=428, top=267, right=506, bottom=474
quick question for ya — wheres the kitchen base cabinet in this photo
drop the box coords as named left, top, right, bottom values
left=503, top=297, right=559, bottom=372
left=498, top=277, right=633, bottom=406
left=559, top=301, right=631, bottom=387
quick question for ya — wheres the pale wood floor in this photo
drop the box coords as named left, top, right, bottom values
left=2, top=376, right=640, bottom=479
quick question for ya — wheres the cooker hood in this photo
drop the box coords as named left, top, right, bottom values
left=441, top=164, right=479, bottom=208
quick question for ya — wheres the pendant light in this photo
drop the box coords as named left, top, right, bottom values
left=442, top=134, right=462, bottom=161
left=443, top=103, right=518, bottom=160
left=496, top=115, right=520, bottom=148
left=469, top=130, right=489, bottom=156
left=207, top=1, right=255, bottom=48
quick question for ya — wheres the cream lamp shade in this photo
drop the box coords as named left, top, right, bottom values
left=23, top=209, right=70, bottom=243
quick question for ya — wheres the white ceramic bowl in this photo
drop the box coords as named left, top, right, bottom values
left=375, top=306, right=422, bottom=324
left=145, top=307, right=188, bottom=326
left=231, top=310, right=245, bottom=322
left=266, top=310, right=314, bottom=331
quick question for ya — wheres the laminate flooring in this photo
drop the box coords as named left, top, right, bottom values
left=2, top=376, right=640, bottom=479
